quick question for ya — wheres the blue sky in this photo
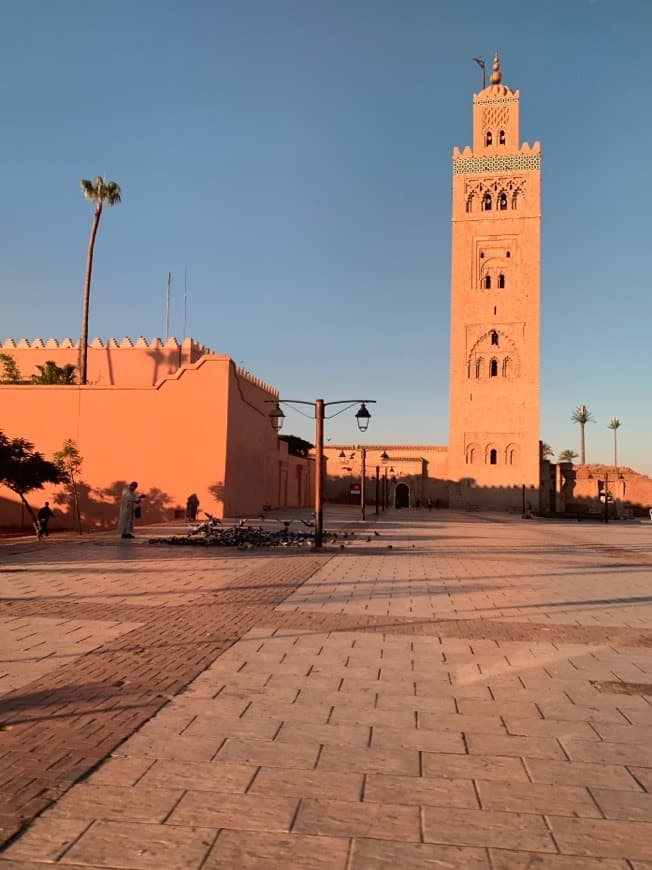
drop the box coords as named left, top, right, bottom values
left=1, top=0, right=650, bottom=473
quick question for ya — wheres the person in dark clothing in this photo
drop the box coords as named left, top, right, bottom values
left=37, top=502, right=54, bottom=537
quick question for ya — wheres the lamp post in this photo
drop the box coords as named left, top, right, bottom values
left=339, top=447, right=368, bottom=521
left=379, top=451, right=393, bottom=510
left=269, top=399, right=374, bottom=548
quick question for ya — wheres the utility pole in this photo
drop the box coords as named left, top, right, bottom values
left=165, top=272, right=171, bottom=341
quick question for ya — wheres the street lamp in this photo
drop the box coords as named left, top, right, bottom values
left=269, top=398, right=375, bottom=548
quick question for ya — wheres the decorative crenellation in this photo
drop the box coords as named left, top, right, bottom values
left=1, top=336, right=213, bottom=353
left=453, top=152, right=540, bottom=175
left=235, top=364, right=278, bottom=396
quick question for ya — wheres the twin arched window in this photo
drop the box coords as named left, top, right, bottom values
left=482, top=273, right=505, bottom=290
left=485, top=130, right=506, bottom=147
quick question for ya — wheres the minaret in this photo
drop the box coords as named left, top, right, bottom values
left=447, top=55, right=541, bottom=507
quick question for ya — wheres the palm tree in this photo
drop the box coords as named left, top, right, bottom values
left=79, top=177, right=122, bottom=384
left=608, top=418, right=621, bottom=467
left=558, top=449, right=578, bottom=464
left=541, top=442, right=555, bottom=460
left=570, top=404, right=595, bottom=464
left=30, top=361, right=76, bottom=384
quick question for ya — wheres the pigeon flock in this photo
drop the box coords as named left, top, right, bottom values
left=148, top=514, right=368, bottom=550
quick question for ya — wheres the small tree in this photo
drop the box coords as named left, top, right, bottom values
left=608, top=418, right=621, bottom=467
left=0, top=432, right=63, bottom=535
left=0, top=352, right=23, bottom=384
left=278, top=434, right=314, bottom=457
left=53, top=439, right=83, bottom=532
left=31, top=361, right=77, bottom=385
left=541, top=442, right=555, bottom=460
left=558, top=449, right=578, bottom=464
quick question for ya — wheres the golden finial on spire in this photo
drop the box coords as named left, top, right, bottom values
left=489, top=53, right=502, bottom=85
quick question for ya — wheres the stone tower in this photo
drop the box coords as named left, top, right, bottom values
left=447, top=55, right=541, bottom=507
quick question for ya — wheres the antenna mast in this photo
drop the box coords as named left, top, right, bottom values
left=165, top=272, right=171, bottom=341
left=183, top=266, right=188, bottom=339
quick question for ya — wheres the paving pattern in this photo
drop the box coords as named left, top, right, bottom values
left=1, top=510, right=652, bottom=868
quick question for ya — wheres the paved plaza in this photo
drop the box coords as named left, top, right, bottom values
left=1, top=508, right=652, bottom=868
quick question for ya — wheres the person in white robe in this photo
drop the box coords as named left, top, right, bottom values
left=118, top=481, right=141, bottom=539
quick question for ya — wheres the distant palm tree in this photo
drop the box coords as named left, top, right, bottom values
left=541, top=442, right=555, bottom=460
left=79, top=177, right=122, bottom=384
left=570, top=404, right=595, bottom=464
left=558, top=449, right=578, bottom=464
left=608, top=418, right=621, bottom=467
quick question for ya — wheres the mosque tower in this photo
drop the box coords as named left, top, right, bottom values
left=447, top=55, right=541, bottom=507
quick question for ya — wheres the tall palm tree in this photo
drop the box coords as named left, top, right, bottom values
left=79, top=177, right=122, bottom=384
left=558, top=449, right=578, bottom=464
left=608, top=418, right=621, bottom=467
left=570, top=403, right=595, bottom=464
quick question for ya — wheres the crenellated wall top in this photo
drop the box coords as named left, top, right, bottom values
left=235, top=364, right=278, bottom=397
left=1, top=336, right=213, bottom=353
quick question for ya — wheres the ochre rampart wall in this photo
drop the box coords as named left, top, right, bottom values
left=0, top=354, right=284, bottom=530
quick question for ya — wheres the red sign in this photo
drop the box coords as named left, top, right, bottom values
left=350, top=483, right=361, bottom=495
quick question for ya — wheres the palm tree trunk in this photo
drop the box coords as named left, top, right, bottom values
left=79, top=201, right=103, bottom=385
left=18, top=493, right=39, bottom=537
left=580, top=424, right=586, bottom=464
left=613, top=431, right=618, bottom=468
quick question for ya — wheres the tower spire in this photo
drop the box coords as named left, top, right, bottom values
left=490, top=53, right=502, bottom=85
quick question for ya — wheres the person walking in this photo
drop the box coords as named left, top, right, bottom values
left=37, top=501, right=54, bottom=538
left=427, top=497, right=433, bottom=511
left=185, top=493, right=199, bottom=522
left=118, top=481, right=142, bottom=539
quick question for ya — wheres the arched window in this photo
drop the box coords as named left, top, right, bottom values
left=498, top=192, right=507, bottom=210
left=498, top=273, right=505, bottom=289
left=512, top=191, right=519, bottom=209
left=465, top=195, right=473, bottom=213
left=482, top=193, right=492, bottom=211
left=505, top=444, right=517, bottom=465
left=499, top=130, right=506, bottom=145
left=489, top=449, right=497, bottom=465
left=507, top=448, right=514, bottom=465
left=482, top=274, right=491, bottom=290
left=466, top=447, right=476, bottom=465
left=502, top=357, right=511, bottom=377
left=475, top=357, right=483, bottom=379
left=485, top=131, right=493, bottom=146
left=489, top=359, right=498, bottom=378
left=490, top=331, right=498, bottom=346
left=506, top=250, right=511, bottom=258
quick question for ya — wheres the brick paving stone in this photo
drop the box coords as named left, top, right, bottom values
left=350, top=837, right=490, bottom=869
left=1, top=815, right=91, bottom=862
left=43, top=783, right=184, bottom=823
left=293, top=796, right=420, bottom=842
left=248, top=767, right=364, bottom=801
left=203, top=829, right=350, bottom=870
left=476, top=779, right=601, bottom=818
left=422, top=805, right=556, bottom=851
left=63, top=819, right=217, bottom=868
left=317, top=743, right=420, bottom=776
left=364, top=772, right=479, bottom=808
left=167, top=791, right=298, bottom=832
left=503, top=717, right=600, bottom=740
left=215, top=737, right=321, bottom=769
left=524, top=758, right=643, bottom=790
left=370, top=724, right=465, bottom=753
left=275, top=721, right=371, bottom=748
left=489, top=850, right=629, bottom=869
left=560, top=738, right=652, bottom=767
left=590, top=788, right=652, bottom=822
left=422, top=752, right=530, bottom=782
left=467, top=733, right=567, bottom=761
left=136, top=759, right=257, bottom=793
left=548, top=816, right=652, bottom=860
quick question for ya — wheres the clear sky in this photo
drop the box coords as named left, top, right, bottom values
left=1, top=0, right=650, bottom=473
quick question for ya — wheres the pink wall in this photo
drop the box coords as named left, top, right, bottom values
left=0, top=354, right=291, bottom=529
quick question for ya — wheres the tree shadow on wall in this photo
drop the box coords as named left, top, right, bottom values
left=53, top=480, right=175, bottom=530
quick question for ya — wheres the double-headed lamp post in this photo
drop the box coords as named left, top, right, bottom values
left=269, top=399, right=375, bottom=548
